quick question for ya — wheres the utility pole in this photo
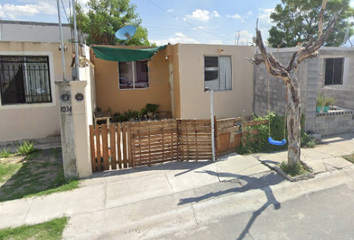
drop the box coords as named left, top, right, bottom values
left=72, top=0, right=80, bottom=80
left=57, top=0, right=67, bottom=81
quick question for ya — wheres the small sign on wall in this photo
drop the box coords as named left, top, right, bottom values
left=75, top=93, right=84, bottom=101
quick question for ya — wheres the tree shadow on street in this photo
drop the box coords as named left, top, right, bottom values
left=178, top=170, right=283, bottom=240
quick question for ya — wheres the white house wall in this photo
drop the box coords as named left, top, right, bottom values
left=177, top=44, right=255, bottom=119
left=0, top=41, right=73, bottom=142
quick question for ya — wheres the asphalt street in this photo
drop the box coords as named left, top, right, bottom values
left=161, top=183, right=354, bottom=240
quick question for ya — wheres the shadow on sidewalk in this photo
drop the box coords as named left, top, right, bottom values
left=86, top=160, right=214, bottom=180
left=178, top=170, right=283, bottom=240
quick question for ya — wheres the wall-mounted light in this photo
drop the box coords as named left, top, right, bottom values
left=217, top=48, right=224, bottom=53
left=58, top=45, right=67, bottom=51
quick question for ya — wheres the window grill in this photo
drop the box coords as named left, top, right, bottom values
left=0, top=56, right=52, bottom=105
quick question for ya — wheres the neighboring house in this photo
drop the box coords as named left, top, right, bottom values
left=0, top=20, right=73, bottom=43
left=254, top=47, right=354, bottom=136
left=0, top=41, right=74, bottom=143
left=91, top=44, right=255, bottom=120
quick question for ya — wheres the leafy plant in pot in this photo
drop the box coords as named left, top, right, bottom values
left=323, top=97, right=336, bottom=113
left=316, top=94, right=325, bottom=113
left=145, top=103, right=160, bottom=119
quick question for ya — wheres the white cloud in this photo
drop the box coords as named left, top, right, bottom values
left=211, top=11, right=220, bottom=18
left=167, top=9, right=175, bottom=13
left=234, top=30, right=254, bottom=45
left=209, top=40, right=223, bottom=45
left=247, top=11, right=253, bottom=16
left=150, top=32, right=199, bottom=45
left=226, top=14, right=244, bottom=22
left=187, top=9, right=220, bottom=22
left=258, top=8, right=274, bottom=24
left=0, top=2, right=57, bottom=20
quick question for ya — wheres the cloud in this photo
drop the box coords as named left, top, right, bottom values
left=234, top=30, right=254, bottom=45
left=226, top=14, right=244, bottom=22
left=258, top=8, right=274, bottom=24
left=247, top=11, right=253, bottom=16
left=209, top=40, right=223, bottom=45
left=0, top=2, right=57, bottom=20
left=187, top=9, right=220, bottom=22
left=167, top=9, right=175, bottom=13
left=150, top=32, right=199, bottom=45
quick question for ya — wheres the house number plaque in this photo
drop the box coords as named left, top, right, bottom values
left=75, top=93, right=84, bottom=101
left=61, top=106, right=72, bottom=113
left=61, top=94, right=70, bottom=101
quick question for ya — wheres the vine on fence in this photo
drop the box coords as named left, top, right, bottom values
left=238, top=112, right=314, bottom=154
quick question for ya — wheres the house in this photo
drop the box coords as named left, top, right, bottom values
left=0, top=20, right=73, bottom=43
left=253, top=47, right=354, bottom=136
left=91, top=44, right=255, bottom=120
left=0, top=41, right=73, bottom=143
left=0, top=41, right=96, bottom=145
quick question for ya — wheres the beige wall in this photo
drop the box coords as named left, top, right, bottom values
left=92, top=46, right=171, bottom=114
left=176, top=44, right=255, bottom=119
left=167, top=44, right=181, bottom=118
left=0, top=41, right=73, bottom=142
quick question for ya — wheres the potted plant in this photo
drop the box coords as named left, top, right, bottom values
left=145, top=103, right=160, bottom=119
left=323, top=97, right=336, bottom=113
left=316, top=94, right=325, bottom=113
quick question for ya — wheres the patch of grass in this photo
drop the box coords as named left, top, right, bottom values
left=0, top=148, right=11, bottom=158
left=0, top=149, right=79, bottom=202
left=27, top=171, right=79, bottom=198
left=280, top=161, right=307, bottom=177
left=0, top=217, right=68, bottom=240
left=52, top=148, right=62, bottom=158
left=16, top=141, right=38, bottom=156
left=343, top=153, right=354, bottom=164
left=0, top=163, right=22, bottom=183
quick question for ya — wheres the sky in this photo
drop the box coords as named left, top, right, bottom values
left=1, top=0, right=354, bottom=46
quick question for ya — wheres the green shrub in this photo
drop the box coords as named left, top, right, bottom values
left=16, top=141, right=38, bottom=156
left=0, top=148, right=11, bottom=158
left=280, top=161, right=306, bottom=177
left=238, top=112, right=315, bottom=154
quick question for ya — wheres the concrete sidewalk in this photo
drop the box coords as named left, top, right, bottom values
left=0, top=133, right=353, bottom=239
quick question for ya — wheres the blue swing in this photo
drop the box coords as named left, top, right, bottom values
left=268, top=137, right=286, bottom=146
left=266, top=73, right=287, bottom=146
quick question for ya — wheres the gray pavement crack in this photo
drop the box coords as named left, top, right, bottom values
left=164, top=172, right=174, bottom=193
left=22, top=199, right=34, bottom=225
left=103, top=183, right=107, bottom=208
left=190, top=204, right=199, bottom=228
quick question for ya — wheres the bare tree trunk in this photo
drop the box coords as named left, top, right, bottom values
left=287, top=71, right=301, bottom=166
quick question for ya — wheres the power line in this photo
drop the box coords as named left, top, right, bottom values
left=145, top=0, right=232, bottom=42
left=61, top=0, right=69, bottom=21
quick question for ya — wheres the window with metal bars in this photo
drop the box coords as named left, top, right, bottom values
left=324, top=58, right=344, bottom=85
left=0, top=56, right=52, bottom=105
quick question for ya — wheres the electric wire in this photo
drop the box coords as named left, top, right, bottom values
left=61, top=0, right=69, bottom=21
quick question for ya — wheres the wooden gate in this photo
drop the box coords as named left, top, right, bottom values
left=216, top=117, right=243, bottom=155
left=89, top=119, right=212, bottom=172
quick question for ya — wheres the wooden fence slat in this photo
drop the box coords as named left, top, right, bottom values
left=89, top=125, right=96, bottom=172
left=95, top=125, right=102, bottom=171
left=214, top=116, right=219, bottom=157
left=122, top=122, right=128, bottom=168
left=117, top=123, right=122, bottom=169
left=127, top=123, right=133, bottom=168
left=101, top=124, right=109, bottom=170
left=110, top=123, right=117, bottom=170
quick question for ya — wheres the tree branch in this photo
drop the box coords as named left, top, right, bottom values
left=286, top=0, right=337, bottom=69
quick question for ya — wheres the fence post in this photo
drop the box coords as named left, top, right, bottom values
left=214, top=116, right=219, bottom=158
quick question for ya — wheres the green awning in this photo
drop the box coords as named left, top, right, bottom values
left=91, top=45, right=167, bottom=62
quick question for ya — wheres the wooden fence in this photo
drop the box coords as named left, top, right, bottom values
left=89, top=119, right=212, bottom=172
left=89, top=118, right=268, bottom=172
left=216, top=117, right=243, bottom=155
